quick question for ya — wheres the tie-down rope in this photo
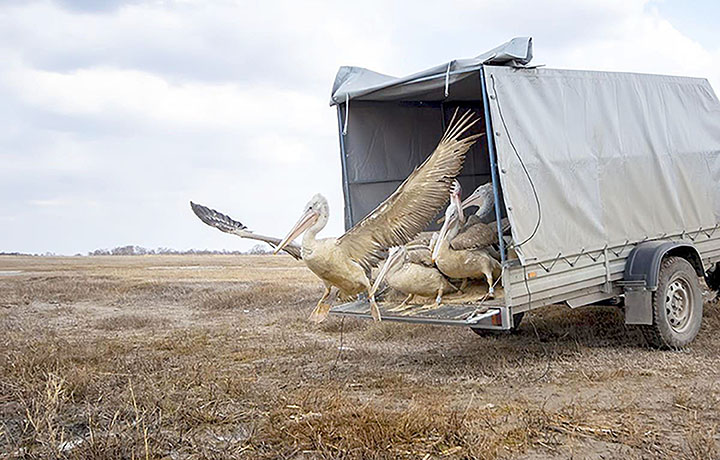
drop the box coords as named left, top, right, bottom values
left=528, top=223, right=720, bottom=274
left=342, top=94, right=349, bottom=135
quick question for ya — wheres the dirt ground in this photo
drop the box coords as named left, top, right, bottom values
left=1, top=254, right=719, bottom=459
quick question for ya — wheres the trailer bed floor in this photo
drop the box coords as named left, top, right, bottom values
left=330, top=298, right=506, bottom=326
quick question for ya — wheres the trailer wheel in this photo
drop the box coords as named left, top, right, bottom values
left=641, top=256, right=703, bottom=349
left=470, top=312, right=524, bottom=336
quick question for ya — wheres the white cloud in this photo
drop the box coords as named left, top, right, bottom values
left=4, top=66, right=330, bottom=134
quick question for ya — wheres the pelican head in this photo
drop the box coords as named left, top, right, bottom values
left=369, top=246, right=407, bottom=298
left=274, top=194, right=329, bottom=254
left=432, top=201, right=461, bottom=263
left=461, top=182, right=495, bottom=221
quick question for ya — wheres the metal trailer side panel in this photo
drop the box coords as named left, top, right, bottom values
left=503, top=231, right=720, bottom=314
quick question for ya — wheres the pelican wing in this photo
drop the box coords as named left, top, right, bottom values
left=450, top=220, right=498, bottom=250
left=409, top=231, right=436, bottom=247
left=405, top=244, right=434, bottom=267
left=336, top=110, right=481, bottom=272
left=190, top=201, right=303, bottom=260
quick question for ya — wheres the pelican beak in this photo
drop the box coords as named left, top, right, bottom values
left=370, top=247, right=403, bottom=297
left=451, top=185, right=464, bottom=224
left=438, top=180, right=464, bottom=225
left=432, top=214, right=453, bottom=263
left=461, top=192, right=479, bottom=209
left=461, top=190, right=482, bottom=210
left=428, top=232, right=439, bottom=253
left=461, top=183, right=494, bottom=214
left=274, top=209, right=318, bottom=255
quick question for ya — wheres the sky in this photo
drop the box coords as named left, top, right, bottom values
left=1, top=0, right=719, bottom=255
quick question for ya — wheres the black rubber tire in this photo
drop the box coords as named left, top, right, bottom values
left=470, top=312, right=524, bottom=336
left=641, top=256, right=703, bottom=349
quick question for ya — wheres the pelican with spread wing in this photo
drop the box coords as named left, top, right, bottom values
left=273, top=111, right=480, bottom=322
left=190, top=201, right=302, bottom=260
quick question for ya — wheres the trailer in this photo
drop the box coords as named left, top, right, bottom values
left=327, top=37, right=720, bottom=347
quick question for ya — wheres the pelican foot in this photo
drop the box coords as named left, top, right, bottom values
left=413, top=303, right=441, bottom=314
left=388, top=295, right=413, bottom=312
left=309, top=303, right=332, bottom=323
left=389, top=302, right=416, bottom=313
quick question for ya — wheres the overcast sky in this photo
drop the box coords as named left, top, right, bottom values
left=1, top=0, right=719, bottom=255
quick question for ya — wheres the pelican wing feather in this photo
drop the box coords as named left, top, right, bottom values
left=450, top=219, right=498, bottom=251
left=190, top=201, right=303, bottom=260
left=336, top=110, right=481, bottom=272
left=405, top=244, right=434, bottom=267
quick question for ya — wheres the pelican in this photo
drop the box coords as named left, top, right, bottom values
left=459, top=182, right=514, bottom=245
left=460, top=182, right=495, bottom=222
left=432, top=196, right=502, bottom=297
left=369, top=244, right=457, bottom=309
left=190, top=201, right=302, bottom=259
left=438, top=181, right=497, bottom=223
left=274, top=111, right=481, bottom=322
left=434, top=181, right=499, bottom=255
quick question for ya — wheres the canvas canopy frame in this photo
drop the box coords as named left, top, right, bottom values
left=331, top=37, right=535, bottom=265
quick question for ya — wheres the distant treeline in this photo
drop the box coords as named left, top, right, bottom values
left=1, top=244, right=273, bottom=257
left=87, top=244, right=271, bottom=256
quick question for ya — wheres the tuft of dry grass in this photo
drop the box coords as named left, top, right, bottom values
left=0, top=275, right=122, bottom=306
left=195, top=282, right=321, bottom=311
left=93, top=313, right=171, bottom=331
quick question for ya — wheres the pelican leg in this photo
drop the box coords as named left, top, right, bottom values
left=436, top=286, right=444, bottom=306
left=309, top=285, right=334, bottom=323
left=483, top=269, right=495, bottom=298
left=365, top=278, right=382, bottom=322
left=369, top=297, right=382, bottom=321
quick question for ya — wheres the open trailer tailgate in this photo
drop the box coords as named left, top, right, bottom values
left=329, top=299, right=505, bottom=326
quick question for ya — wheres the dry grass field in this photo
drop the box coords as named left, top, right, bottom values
left=1, top=254, right=719, bottom=459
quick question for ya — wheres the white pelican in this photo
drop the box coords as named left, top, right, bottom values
left=274, top=111, right=480, bottom=322
left=432, top=194, right=501, bottom=297
left=434, top=181, right=499, bottom=254
left=369, top=244, right=457, bottom=309
left=459, top=182, right=496, bottom=223
left=438, top=182, right=496, bottom=224
left=190, top=201, right=302, bottom=259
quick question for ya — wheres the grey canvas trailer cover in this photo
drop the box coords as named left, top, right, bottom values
left=328, top=37, right=720, bottom=347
